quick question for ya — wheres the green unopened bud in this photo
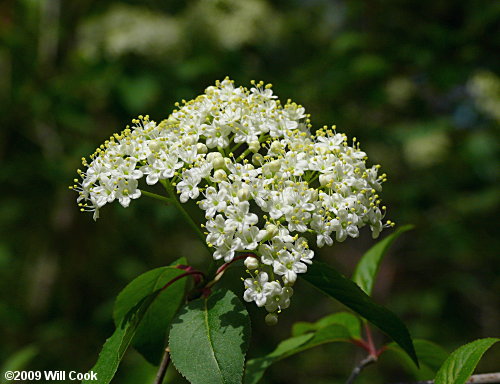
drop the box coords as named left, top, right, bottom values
left=319, top=174, right=333, bottom=187
left=265, top=223, right=279, bottom=240
left=212, top=156, right=225, bottom=170
left=196, top=143, right=208, bottom=154
left=207, top=151, right=222, bottom=162
left=265, top=313, right=279, bottom=326
left=248, top=140, right=260, bottom=153
left=213, top=169, right=227, bottom=182
left=270, top=141, right=283, bottom=153
left=244, top=256, right=259, bottom=270
left=268, top=160, right=281, bottom=173
left=262, top=164, right=273, bottom=178
left=149, top=141, right=160, bottom=152
left=252, top=153, right=264, bottom=166
left=237, top=187, right=251, bottom=201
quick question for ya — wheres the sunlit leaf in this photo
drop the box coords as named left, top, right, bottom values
left=434, top=338, right=499, bottom=384
left=169, top=290, right=251, bottom=384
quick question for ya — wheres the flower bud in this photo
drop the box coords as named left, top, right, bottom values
left=265, top=313, right=279, bottom=326
left=252, top=153, right=264, bottom=166
left=248, top=140, right=260, bottom=153
left=269, top=141, right=283, bottom=154
left=212, top=157, right=226, bottom=170
left=196, top=143, right=208, bottom=154
left=310, top=188, right=318, bottom=201
left=265, top=223, right=279, bottom=240
left=213, top=169, right=227, bottom=182
left=149, top=141, right=160, bottom=152
left=319, top=174, right=333, bottom=187
left=237, top=187, right=251, bottom=201
left=268, top=160, right=281, bottom=173
left=207, top=151, right=223, bottom=163
left=244, top=256, right=259, bottom=270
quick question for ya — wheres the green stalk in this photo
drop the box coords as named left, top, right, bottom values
left=236, top=148, right=252, bottom=163
left=140, top=189, right=175, bottom=204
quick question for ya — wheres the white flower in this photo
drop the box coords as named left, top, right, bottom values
left=243, top=271, right=270, bottom=307
left=225, top=201, right=258, bottom=232
left=72, top=78, right=391, bottom=317
left=212, top=235, right=241, bottom=262
left=176, top=169, right=202, bottom=203
left=236, top=226, right=261, bottom=250
left=273, top=249, right=308, bottom=285
left=265, top=284, right=293, bottom=313
left=199, top=187, right=228, bottom=218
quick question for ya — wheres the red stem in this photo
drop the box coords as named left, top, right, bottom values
left=364, top=323, right=377, bottom=356
left=349, top=338, right=372, bottom=353
left=159, top=270, right=205, bottom=293
left=215, top=253, right=256, bottom=275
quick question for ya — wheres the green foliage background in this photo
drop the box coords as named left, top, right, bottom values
left=0, top=0, right=498, bottom=383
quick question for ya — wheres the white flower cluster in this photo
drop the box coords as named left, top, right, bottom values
left=71, top=78, right=392, bottom=319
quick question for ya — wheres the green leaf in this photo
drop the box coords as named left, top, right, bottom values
left=352, top=225, right=413, bottom=295
left=302, top=261, right=418, bottom=366
left=245, top=323, right=352, bottom=384
left=292, top=312, right=362, bottom=340
left=434, top=338, right=499, bottom=384
left=113, top=259, right=188, bottom=365
left=169, top=290, right=251, bottom=384
left=85, top=264, right=187, bottom=384
left=386, top=339, right=448, bottom=380
left=0, top=345, right=38, bottom=384
left=84, top=295, right=156, bottom=384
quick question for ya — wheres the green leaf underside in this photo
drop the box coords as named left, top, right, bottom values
left=352, top=225, right=413, bottom=296
left=113, top=259, right=188, bottom=365
left=245, top=324, right=353, bottom=384
left=292, top=311, right=362, bottom=340
left=386, top=339, right=449, bottom=380
left=84, top=263, right=187, bottom=384
left=169, top=290, right=251, bottom=384
left=302, top=261, right=418, bottom=366
left=434, top=338, right=500, bottom=384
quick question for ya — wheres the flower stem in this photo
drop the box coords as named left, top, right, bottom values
left=140, top=189, right=175, bottom=204
left=236, top=148, right=252, bottom=162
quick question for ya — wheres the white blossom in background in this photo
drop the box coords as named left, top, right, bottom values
left=186, top=0, right=282, bottom=50
left=77, top=4, right=181, bottom=59
left=71, top=78, right=393, bottom=320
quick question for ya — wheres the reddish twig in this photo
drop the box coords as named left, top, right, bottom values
left=364, top=323, right=377, bottom=356
left=215, top=253, right=256, bottom=275
left=153, top=347, right=171, bottom=384
left=160, top=270, right=205, bottom=293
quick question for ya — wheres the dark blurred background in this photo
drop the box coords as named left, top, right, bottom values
left=1, top=0, right=499, bottom=383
